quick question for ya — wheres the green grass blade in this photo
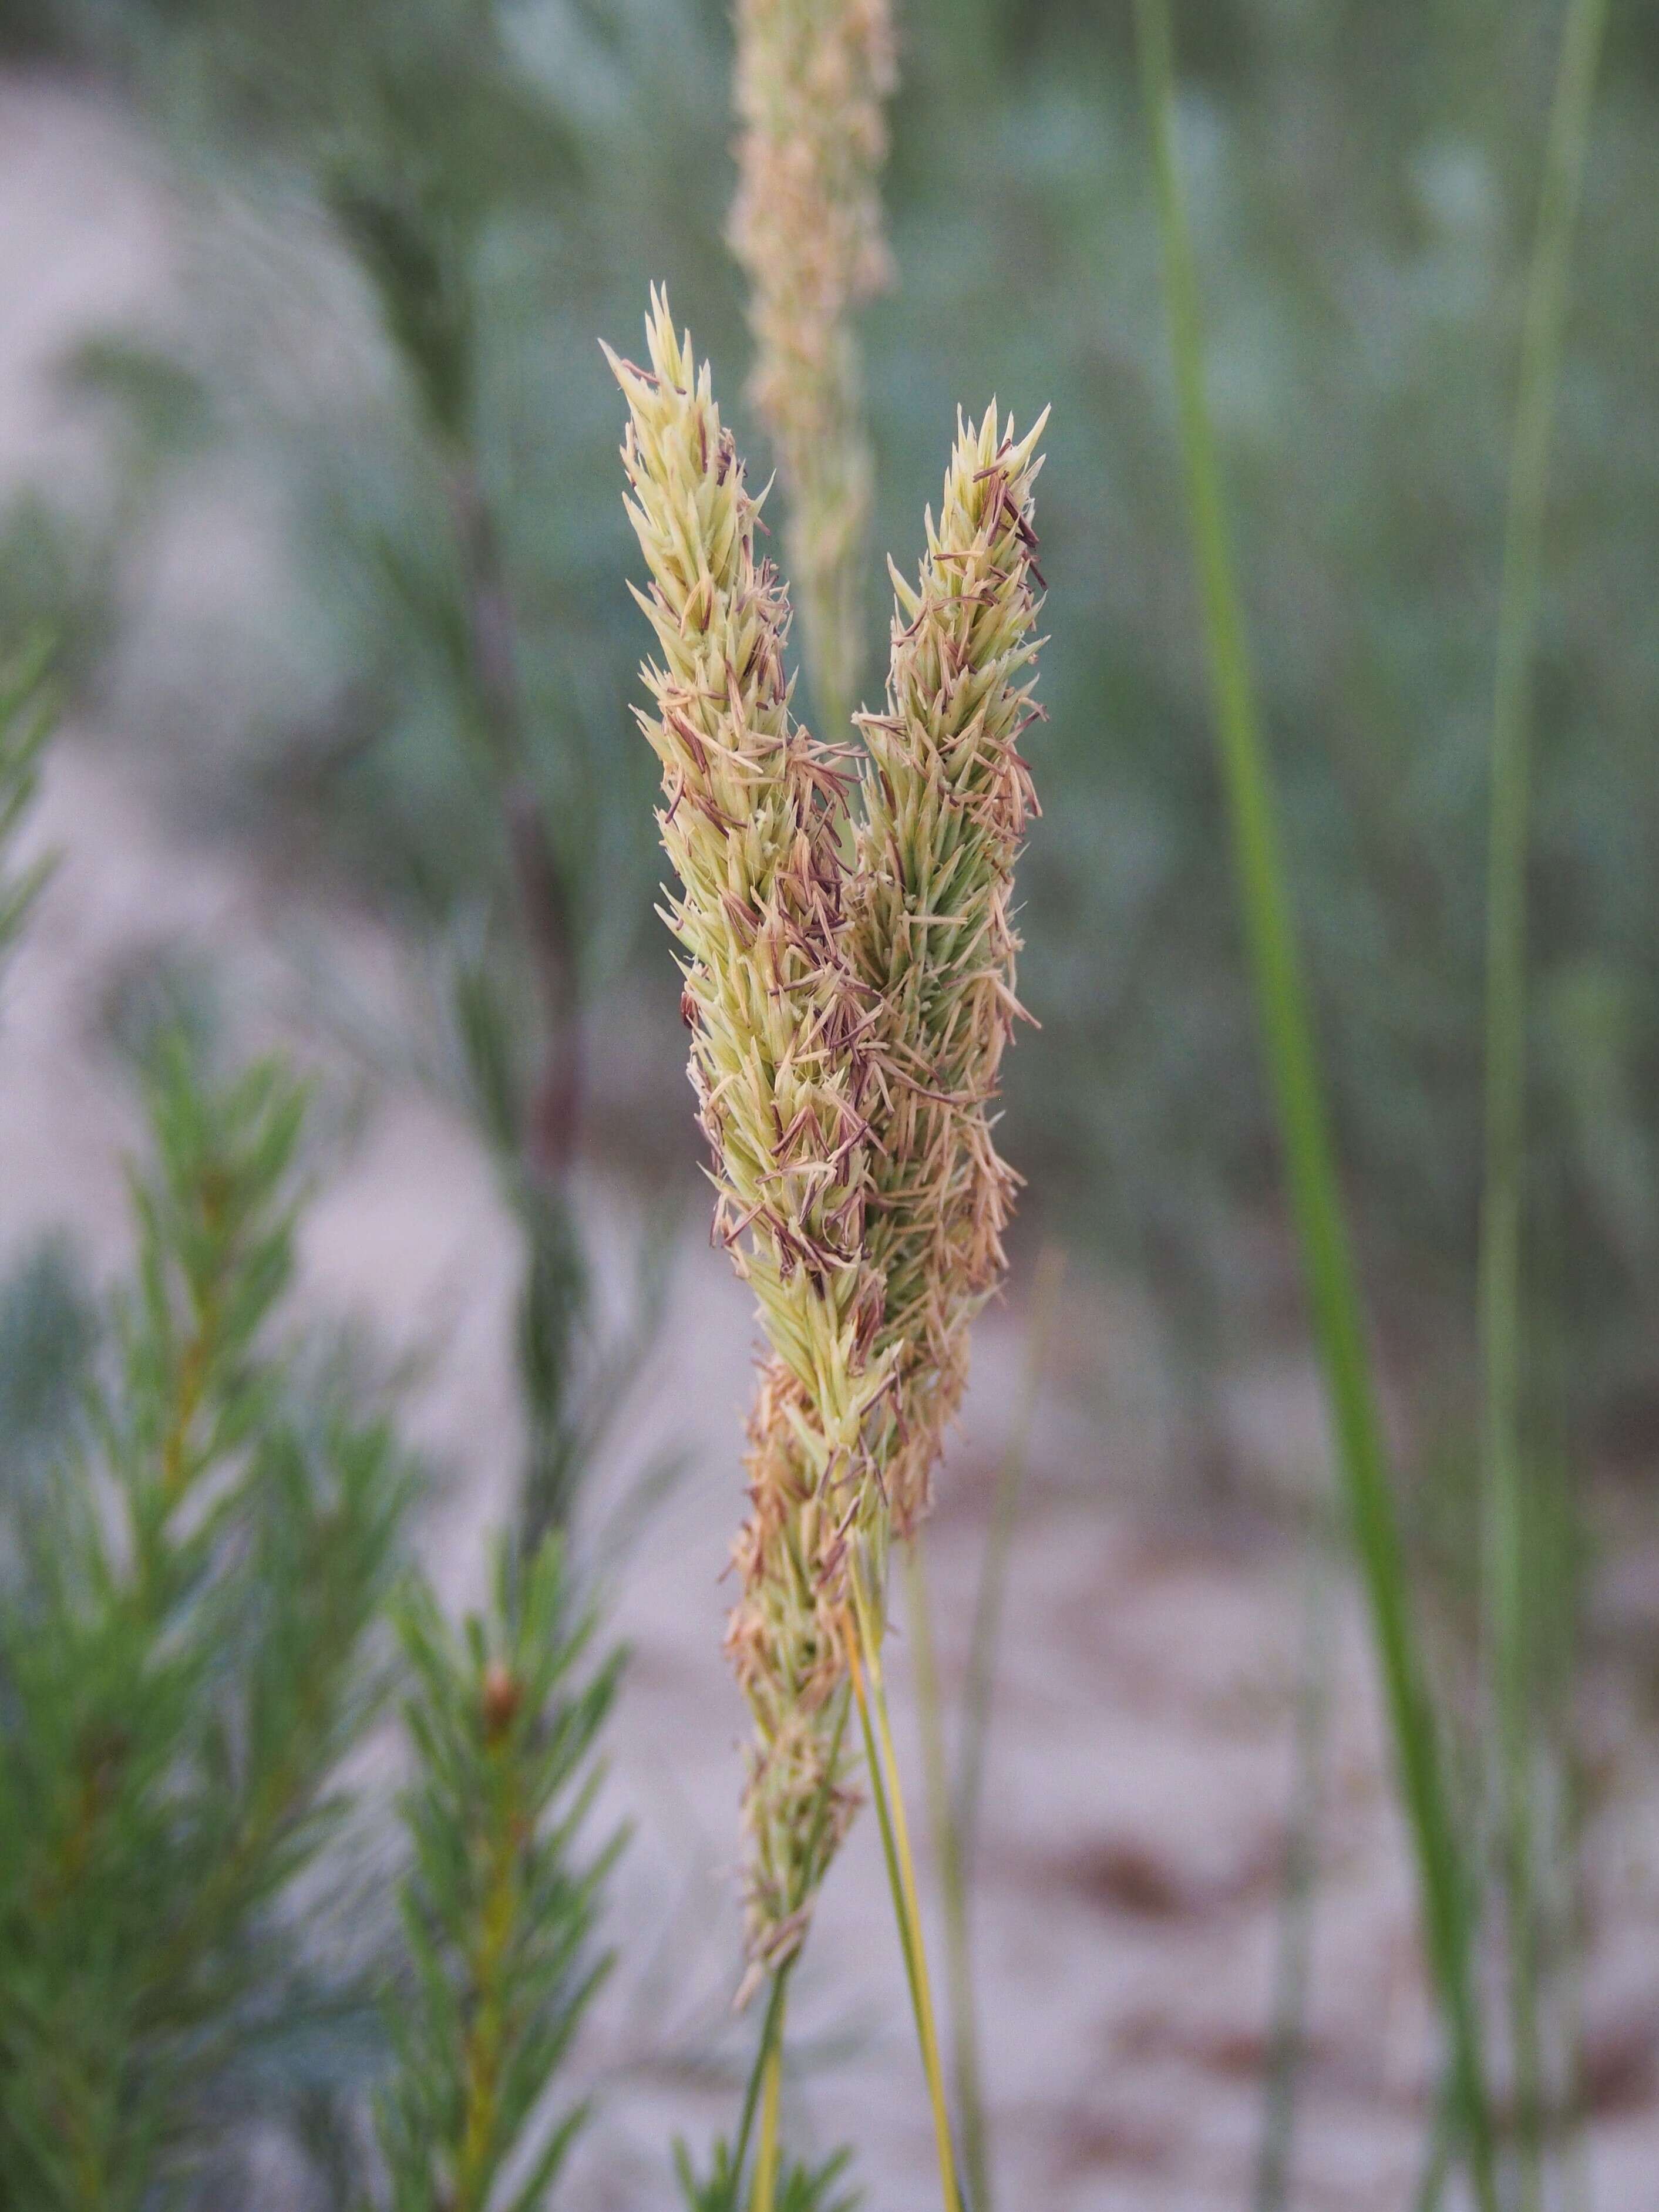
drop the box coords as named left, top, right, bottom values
left=1479, top=2, right=1608, bottom=2200
left=1130, top=5, right=1496, bottom=2201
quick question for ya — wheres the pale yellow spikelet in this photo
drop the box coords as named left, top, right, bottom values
left=605, top=292, right=878, bottom=1416
left=852, top=402, right=1050, bottom=1533
left=607, top=292, right=883, bottom=1979
left=729, top=0, right=896, bottom=732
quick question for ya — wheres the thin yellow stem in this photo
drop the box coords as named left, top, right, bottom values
left=848, top=1564, right=961, bottom=2212
left=843, top=1610, right=926, bottom=2028
left=904, top=1537, right=987, bottom=2210
left=750, top=1984, right=785, bottom=2212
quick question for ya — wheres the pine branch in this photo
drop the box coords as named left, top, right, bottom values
left=374, top=1534, right=625, bottom=2212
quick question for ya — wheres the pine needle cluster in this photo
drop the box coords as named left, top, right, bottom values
left=729, top=0, right=896, bottom=734
left=610, top=295, right=1048, bottom=1976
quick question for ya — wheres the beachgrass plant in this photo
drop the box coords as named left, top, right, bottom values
left=729, top=0, right=895, bottom=738
left=608, top=288, right=1048, bottom=2206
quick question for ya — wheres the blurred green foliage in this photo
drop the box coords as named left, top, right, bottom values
left=4, top=0, right=1657, bottom=1433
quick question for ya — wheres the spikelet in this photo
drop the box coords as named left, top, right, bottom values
left=852, top=402, right=1049, bottom=1534
left=606, top=293, right=881, bottom=1985
left=725, top=1358, right=864, bottom=1988
left=729, top=0, right=896, bottom=732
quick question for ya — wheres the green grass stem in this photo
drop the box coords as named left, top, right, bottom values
left=1479, top=2, right=1608, bottom=2200
left=1132, top=4, right=1495, bottom=2201
left=750, top=2005, right=784, bottom=2212
left=731, top=1968, right=792, bottom=2189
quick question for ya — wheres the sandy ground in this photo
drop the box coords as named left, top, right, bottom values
left=5, top=69, right=1659, bottom=2212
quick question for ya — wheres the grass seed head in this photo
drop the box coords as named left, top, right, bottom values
left=729, top=0, right=896, bottom=730
left=611, top=294, right=1050, bottom=1984
left=608, top=292, right=882, bottom=1975
left=852, top=400, right=1050, bottom=1534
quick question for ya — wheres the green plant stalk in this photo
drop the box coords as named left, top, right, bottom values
left=1479, top=1, right=1608, bottom=2199
left=1252, top=1524, right=1335, bottom=2212
left=846, top=1568, right=961, bottom=2212
left=1132, top=4, right=1496, bottom=2201
left=847, top=1629, right=926, bottom=2041
left=751, top=1994, right=785, bottom=2212
left=902, top=1538, right=985, bottom=2211
left=732, top=1967, right=792, bottom=2189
